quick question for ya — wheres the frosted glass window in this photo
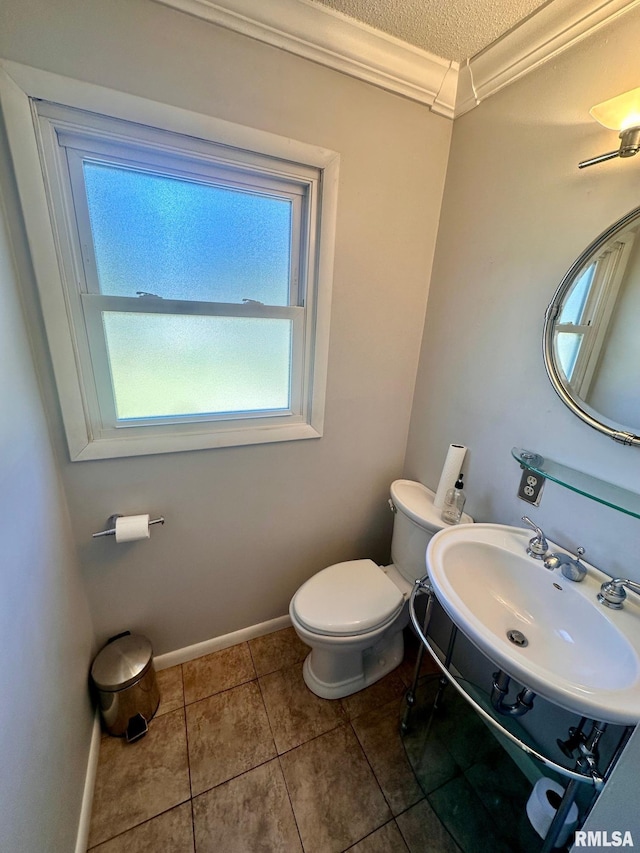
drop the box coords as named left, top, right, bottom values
left=102, top=313, right=292, bottom=420
left=26, top=96, right=336, bottom=459
left=83, top=162, right=293, bottom=305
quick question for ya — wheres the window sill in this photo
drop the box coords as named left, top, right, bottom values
left=72, top=421, right=323, bottom=460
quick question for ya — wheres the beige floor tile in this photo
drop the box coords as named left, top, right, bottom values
left=248, top=626, right=309, bottom=676
left=186, top=680, right=276, bottom=796
left=88, top=709, right=191, bottom=848
left=193, top=759, right=302, bottom=853
left=88, top=802, right=194, bottom=852
left=156, top=665, right=185, bottom=717
left=259, top=661, right=346, bottom=753
left=182, top=643, right=255, bottom=705
left=340, top=671, right=406, bottom=721
left=352, top=702, right=424, bottom=816
left=396, top=800, right=462, bottom=853
left=347, top=821, right=409, bottom=852
left=280, top=724, right=391, bottom=853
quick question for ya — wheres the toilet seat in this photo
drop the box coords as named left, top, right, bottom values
left=291, top=559, right=404, bottom=637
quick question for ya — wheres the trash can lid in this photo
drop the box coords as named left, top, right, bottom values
left=91, top=633, right=154, bottom=691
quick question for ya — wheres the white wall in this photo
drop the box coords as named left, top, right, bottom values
left=0, top=153, right=95, bottom=849
left=0, top=0, right=452, bottom=654
left=404, top=6, right=640, bottom=835
left=405, top=6, right=640, bottom=580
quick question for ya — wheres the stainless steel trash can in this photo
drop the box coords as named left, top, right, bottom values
left=91, top=631, right=160, bottom=742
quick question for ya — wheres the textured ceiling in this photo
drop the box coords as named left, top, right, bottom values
left=310, top=0, right=551, bottom=61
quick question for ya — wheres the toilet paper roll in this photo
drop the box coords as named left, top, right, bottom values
left=433, top=444, right=467, bottom=509
left=526, top=778, right=578, bottom=848
left=115, top=514, right=151, bottom=543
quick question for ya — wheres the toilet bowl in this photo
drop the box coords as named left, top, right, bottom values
left=289, top=479, right=472, bottom=700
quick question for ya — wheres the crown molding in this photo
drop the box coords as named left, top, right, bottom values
left=152, top=0, right=639, bottom=120
left=151, top=0, right=458, bottom=118
left=456, top=0, right=640, bottom=116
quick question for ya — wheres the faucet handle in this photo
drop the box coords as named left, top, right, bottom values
left=598, top=577, right=640, bottom=609
left=521, top=516, right=548, bottom=559
left=598, top=579, right=627, bottom=609
left=522, top=516, right=543, bottom=535
left=562, top=547, right=587, bottom=582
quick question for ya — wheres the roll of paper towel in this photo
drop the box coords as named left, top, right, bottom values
left=526, top=778, right=578, bottom=847
left=433, top=444, right=467, bottom=509
left=115, top=514, right=151, bottom=543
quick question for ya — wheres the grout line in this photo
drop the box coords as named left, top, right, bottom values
left=181, top=641, right=257, bottom=705
left=348, top=719, right=395, bottom=818
left=340, top=818, right=403, bottom=852
left=181, top=669, right=196, bottom=803
left=87, top=800, right=193, bottom=851
left=254, top=671, right=278, bottom=757
left=191, top=753, right=281, bottom=801
left=394, top=816, right=412, bottom=852
left=276, top=753, right=306, bottom=852
left=183, top=673, right=258, bottom=708
left=275, top=719, right=350, bottom=759
left=189, top=798, right=196, bottom=853
left=246, top=635, right=258, bottom=673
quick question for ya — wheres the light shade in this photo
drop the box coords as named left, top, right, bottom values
left=590, top=87, right=640, bottom=132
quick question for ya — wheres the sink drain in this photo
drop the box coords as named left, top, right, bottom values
left=507, top=629, right=528, bottom=647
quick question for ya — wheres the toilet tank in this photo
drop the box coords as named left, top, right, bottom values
left=389, top=479, right=471, bottom=584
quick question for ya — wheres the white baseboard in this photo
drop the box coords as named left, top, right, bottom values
left=74, top=615, right=292, bottom=850
left=153, top=614, right=292, bottom=670
left=75, top=712, right=101, bottom=853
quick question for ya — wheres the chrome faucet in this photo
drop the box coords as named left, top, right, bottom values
left=544, top=547, right=587, bottom=582
left=521, top=516, right=548, bottom=559
left=597, top=578, right=640, bottom=609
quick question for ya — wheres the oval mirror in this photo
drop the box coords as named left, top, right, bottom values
left=544, top=205, right=640, bottom=446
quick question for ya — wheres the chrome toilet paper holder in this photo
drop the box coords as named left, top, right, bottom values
left=92, top=514, right=165, bottom=539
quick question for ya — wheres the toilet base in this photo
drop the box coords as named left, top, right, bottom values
left=301, top=630, right=404, bottom=700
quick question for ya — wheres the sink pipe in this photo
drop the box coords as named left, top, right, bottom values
left=491, top=669, right=536, bottom=716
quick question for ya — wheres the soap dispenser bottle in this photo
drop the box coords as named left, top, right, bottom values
left=441, top=473, right=466, bottom=525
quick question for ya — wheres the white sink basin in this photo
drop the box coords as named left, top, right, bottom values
left=426, top=523, right=640, bottom=725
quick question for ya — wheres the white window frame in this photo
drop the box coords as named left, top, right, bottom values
left=0, top=60, right=338, bottom=460
left=554, top=234, right=635, bottom=397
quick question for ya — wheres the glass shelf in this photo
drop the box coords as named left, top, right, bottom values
left=512, top=447, right=640, bottom=520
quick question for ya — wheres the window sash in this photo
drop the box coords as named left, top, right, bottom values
left=64, top=147, right=305, bottom=307
left=555, top=238, right=634, bottom=395
left=50, top=117, right=312, bottom=437
left=81, top=294, right=305, bottom=430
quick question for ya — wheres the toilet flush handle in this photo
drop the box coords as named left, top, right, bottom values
left=388, top=499, right=397, bottom=514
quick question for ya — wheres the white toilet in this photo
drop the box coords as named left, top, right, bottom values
left=289, top=479, right=472, bottom=699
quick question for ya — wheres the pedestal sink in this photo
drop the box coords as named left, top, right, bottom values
left=426, top=523, right=640, bottom=725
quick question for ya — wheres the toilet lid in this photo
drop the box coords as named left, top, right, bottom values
left=292, top=559, right=404, bottom=636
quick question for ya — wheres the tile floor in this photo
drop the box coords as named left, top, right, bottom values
left=87, top=627, right=452, bottom=853
left=402, top=679, right=545, bottom=853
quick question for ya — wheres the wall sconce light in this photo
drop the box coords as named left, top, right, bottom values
left=579, top=87, right=640, bottom=169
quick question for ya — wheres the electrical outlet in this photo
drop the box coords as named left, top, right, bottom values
left=517, top=469, right=545, bottom=506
